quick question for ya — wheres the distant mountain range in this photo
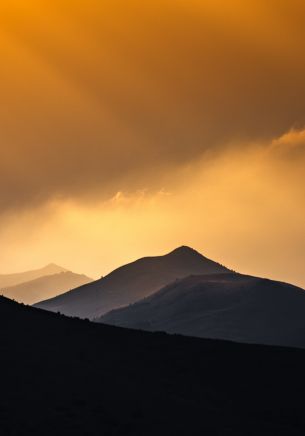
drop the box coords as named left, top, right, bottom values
left=2, top=295, right=305, bottom=435
left=35, top=246, right=230, bottom=319
left=32, top=246, right=305, bottom=349
left=2, top=271, right=92, bottom=305
left=0, top=263, right=67, bottom=288
left=99, top=272, right=305, bottom=348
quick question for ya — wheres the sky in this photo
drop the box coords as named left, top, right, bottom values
left=0, top=0, right=305, bottom=288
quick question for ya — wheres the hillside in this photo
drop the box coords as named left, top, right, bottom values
left=99, top=273, right=305, bottom=348
left=0, top=263, right=66, bottom=288
left=35, top=246, right=230, bottom=319
left=1, top=295, right=305, bottom=435
left=2, top=271, right=92, bottom=305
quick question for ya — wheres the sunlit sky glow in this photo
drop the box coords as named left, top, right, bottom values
left=0, top=0, right=305, bottom=288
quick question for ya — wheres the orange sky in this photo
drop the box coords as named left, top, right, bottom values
left=0, top=1, right=304, bottom=288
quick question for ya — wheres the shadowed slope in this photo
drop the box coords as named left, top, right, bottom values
left=99, top=273, right=305, bottom=348
left=1, top=295, right=305, bottom=435
left=0, top=263, right=66, bottom=288
left=2, top=271, right=92, bottom=305
left=35, top=246, right=230, bottom=319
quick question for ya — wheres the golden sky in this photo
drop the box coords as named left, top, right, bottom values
left=0, top=1, right=304, bottom=288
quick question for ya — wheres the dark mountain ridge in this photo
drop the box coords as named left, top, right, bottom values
left=35, top=246, right=230, bottom=319
left=99, top=272, right=305, bottom=348
left=1, top=295, right=305, bottom=435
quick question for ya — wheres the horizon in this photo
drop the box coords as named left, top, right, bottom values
left=1, top=244, right=304, bottom=290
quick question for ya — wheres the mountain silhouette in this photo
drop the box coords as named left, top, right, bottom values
left=2, top=271, right=92, bottom=305
left=0, top=263, right=67, bottom=289
left=2, top=295, right=305, bottom=435
left=98, top=273, right=305, bottom=348
left=35, top=246, right=229, bottom=319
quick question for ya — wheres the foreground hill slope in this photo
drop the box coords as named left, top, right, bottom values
left=0, top=263, right=66, bottom=288
left=1, top=295, right=305, bottom=435
left=2, top=271, right=92, bottom=305
left=99, top=273, right=305, bottom=348
left=35, top=246, right=230, bottom=319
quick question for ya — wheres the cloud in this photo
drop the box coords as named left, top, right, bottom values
left=0, top=1, right=304, bottom=289
left=0, top=127, right=304, bottom=289
left=0, top=1, right=305, bottom=213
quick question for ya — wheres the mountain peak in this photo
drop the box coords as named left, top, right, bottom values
left=36, top=246, right=229, bottom=319
left=44, top=263, right=67, bottom=272
left=38, top=263, right=68, bottom=277
left=168, top=246, right=202, bottom=257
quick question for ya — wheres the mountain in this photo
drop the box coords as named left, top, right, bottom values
left=35, top=246, right=230, bottom=319
left=99, top=273, right=305, bottom=348
left=2, top=295, right=305, bottom=435
left=0, top=263, right=66, bottom=289
left=1, top=271, right=93, bottom=305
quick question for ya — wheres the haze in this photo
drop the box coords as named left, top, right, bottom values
left=0, top=1, right=304, bottom=288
